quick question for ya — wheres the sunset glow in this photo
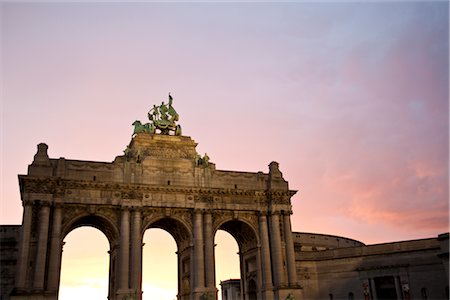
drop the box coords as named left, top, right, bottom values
left=1, top=2, right=448, bottom=299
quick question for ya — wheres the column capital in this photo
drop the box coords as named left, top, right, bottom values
left=22, top=199, right=34, bottom=206
left=53, top=202, right=64, bottom=209
left=39, top=200, right=52, bottom=207
left=269, top=210, right=282, bottom=216
left=120, top=206, right=131, bottom=212
left=193, top=208, right=204, bottom=215
left=257, top=211, right=269, bottom=217
left=130, top=206, right=143, bottom=213
left=282, top=210, right=293, bottom=216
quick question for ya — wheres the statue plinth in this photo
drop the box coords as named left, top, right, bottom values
left=126, top=133, right=198, bottom=162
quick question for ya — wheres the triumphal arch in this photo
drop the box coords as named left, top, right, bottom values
left=11, top=95, right=302, bottom=300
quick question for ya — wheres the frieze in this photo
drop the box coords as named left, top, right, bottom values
left=19, top=177, right=59, bottom=194
left=121, top=190, right=143, bottom=200
left=196, top=194, right=214, bottom=204
left=20, top=176, right=295, bottom=208
left=66, top=161, right=114, bottom=171
left=145, top=146, right=196, bottom=160
left=266, top=190, right=296, bottom=204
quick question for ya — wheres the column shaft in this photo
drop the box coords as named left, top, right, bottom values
left=204, top=212, right=215, bottom=289
left=269, top=213, right=285, bottom=287
left=194, top=211, right=205, bottom=289
left=394, top=276, right=402, bottom=300
left=259, top=214, right=273, bottom=290
left=47, top=206, right=63, bottom=292
left=130, top=210, right=142, bottom=295
left=119, top=208, right=130, bottom=290
left=369, top=278, right=378, bottom=300
left=283, top=213, right=297, bottom=286
left=33, top=204, right=51, bottom=290
left=15, top=203, right=33, bottom=289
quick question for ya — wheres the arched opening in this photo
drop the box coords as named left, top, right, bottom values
left=142, top=228, right=177, bottom=300
left=59, top=227, right=109, bottom=300
left=215, top=219, right=259, bottom=300
left=215, top=230, right=240, bottom=300
left=142, top=217, right=191, bottom=300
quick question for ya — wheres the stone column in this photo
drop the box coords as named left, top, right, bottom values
left=369, top=278, right=378, bottom=300
left=193, top=210, right=205, bottom=291
left=269, top=212, right=285, bottom=288
left=15, top=201, right=33, bottom=290
left=130, top=209, right=142, bottom=297
left=259, top=214, right=273, bottom=291
left=394, top=276, right=402, bottom=300
left=204, top=212, right=215, bottom=290
left=256, top=244, right=263, bottom=299
left=118, top=208, right=130, bottom=291
left=33, top=202, right=51, bottom=290
left=47, top=205, right=63, bottom=292
left=108, top=246, right=118, bottom=300
left=283, top=212, right=297, bottom=286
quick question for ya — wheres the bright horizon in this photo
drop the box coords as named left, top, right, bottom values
left=58, top=228, right=240, bottom=300
left=1, top=2, right=448, bottom=299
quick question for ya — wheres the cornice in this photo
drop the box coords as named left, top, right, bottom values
left=19, top=176, right=296, bottom=199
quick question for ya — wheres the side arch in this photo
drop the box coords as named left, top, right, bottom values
left=61, top=212, right=120, bottom=248
left=58, top=210, right=121, bottom=300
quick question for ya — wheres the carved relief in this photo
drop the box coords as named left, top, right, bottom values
left=20, top=178, right=60, bottom=194
left=121, top=189, right=143, bottom=200
left=212, top=210, right=233, bottom=232
left=15, top=133, right=300, bottom=300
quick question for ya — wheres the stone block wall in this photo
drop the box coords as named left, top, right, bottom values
left=0, top=225, right=20, bottom=300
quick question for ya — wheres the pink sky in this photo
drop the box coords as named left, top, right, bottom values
left=1, top=3, right=448, bottom=299
left=1, top=0, right=448, bottom=278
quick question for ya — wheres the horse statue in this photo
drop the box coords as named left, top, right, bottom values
left=132, top=120, right=154, bottom=136
left=132, top=93, right=182, bottom=136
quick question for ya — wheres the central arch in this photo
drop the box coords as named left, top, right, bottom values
left=142, top=216, right=193, bottom=300
left=142, top=228, right=177, bottom=300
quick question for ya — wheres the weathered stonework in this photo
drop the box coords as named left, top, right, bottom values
left=1, top=133, right=448, bottom=300
left=6, top=133, right=300, bottom=300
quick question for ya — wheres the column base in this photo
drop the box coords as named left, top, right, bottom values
left=193, top=287, right=217, bottom=300
left=274, top=287, right=303, bottom=300
left=261, top=288, right=275, bottom=300
left=116, top=289, right=137, bottom=300
left=10, top=289, right=58, bottom=300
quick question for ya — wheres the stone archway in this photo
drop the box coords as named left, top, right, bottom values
left=11, top=131, right=301, bottom=300
left=142, top=216, right=193, bottom=300
left=59, top=226, right=110, bottom=299
left=215, top=219, right=259, bottom=300
left=61, top=213, right=120, bottom=299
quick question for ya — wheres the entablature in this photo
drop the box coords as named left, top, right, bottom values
left=18, top=175, right=296, bottom=211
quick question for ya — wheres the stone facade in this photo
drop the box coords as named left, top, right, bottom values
left=294, top=232, right=449, bottom=300
left=0, top=133, right=448, bottom=300
left=3, top=133, right=300, bottom=300
left=0, top=226, right=20, bottom=300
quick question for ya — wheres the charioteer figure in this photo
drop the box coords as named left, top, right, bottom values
left=134, top=93, right=182, bottom=136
